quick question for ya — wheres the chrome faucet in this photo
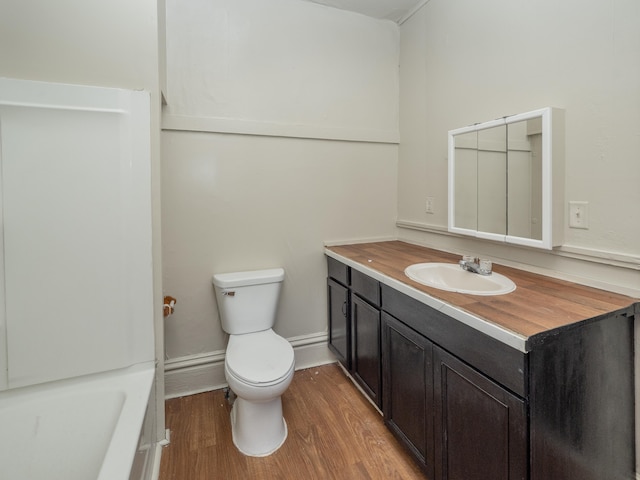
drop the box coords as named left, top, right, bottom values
left=459, top=256, right=492, bottom=276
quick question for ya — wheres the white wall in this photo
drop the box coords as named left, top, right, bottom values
left=164, top=0, right=399, bottom=140
left=162, top=132, right=398, bottom=357
left=398, top=0, right=640, bottom=296
left=0, top=0, right=159, bottom=90
left=0, top=0, right=166, bottom=448
left=162, top=0, right=399, bottom=379
left=399, top=2, right=640, bottom=473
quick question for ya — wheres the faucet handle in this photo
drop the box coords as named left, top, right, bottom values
left=459, top=255, right=477, bottom=272
left=478, top=258, right=493, bottom=275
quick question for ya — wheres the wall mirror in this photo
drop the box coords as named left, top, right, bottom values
left=448, top=107, right=564, bottom=250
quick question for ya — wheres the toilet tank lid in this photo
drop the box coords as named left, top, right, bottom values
left=212, top=268, right=285, bottom=288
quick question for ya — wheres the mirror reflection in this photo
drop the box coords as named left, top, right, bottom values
left=477, top=126, right=506, bottom=236
left=453, top=131, right=478, bottom=231
left=507, top=118, right=542, bottom=241
left=448, top=107, right=564, bottom=250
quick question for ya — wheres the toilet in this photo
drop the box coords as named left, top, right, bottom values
left=212, top=268, right=295, bottom=457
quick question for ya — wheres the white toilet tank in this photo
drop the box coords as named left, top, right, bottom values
left=212, top=268, right=285, bottom=335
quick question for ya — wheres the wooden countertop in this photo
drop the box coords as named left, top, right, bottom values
left=326, top=241, right=638, bottom=348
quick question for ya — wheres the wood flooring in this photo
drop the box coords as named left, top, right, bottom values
left=159, top=363, right=426, bottom=480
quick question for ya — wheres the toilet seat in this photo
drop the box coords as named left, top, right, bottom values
left=226, top=330, right=294, bottom=386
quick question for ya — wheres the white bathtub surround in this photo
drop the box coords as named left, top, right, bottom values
left=0, top=79, right=157, bottom=480
left=0, top=79, right=154, bottom=389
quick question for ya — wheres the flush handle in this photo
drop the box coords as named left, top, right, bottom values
left=222, top=290, right=235, bottom=296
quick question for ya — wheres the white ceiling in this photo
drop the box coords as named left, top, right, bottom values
left=305, top=0, right=427, bottom=23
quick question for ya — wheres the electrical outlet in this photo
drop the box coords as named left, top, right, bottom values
left=426, top=197, right=435, bottom=214
left=569, top=201, right=589, bottom=229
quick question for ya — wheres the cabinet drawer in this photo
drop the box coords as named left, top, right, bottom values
left=381, top=284, right=527, bottom=398
left=351, top=269, right=380, bottom=307
left=327, top=256, right=349, bottom=286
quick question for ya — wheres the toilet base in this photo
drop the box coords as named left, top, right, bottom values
left=230, top=395, right=288, bottom=457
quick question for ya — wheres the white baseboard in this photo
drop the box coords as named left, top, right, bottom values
left=164, top=331, right=336, bottom=399
left=288, top=332, right=338, bottom=370
left=164, top=350, right=226, bottom=399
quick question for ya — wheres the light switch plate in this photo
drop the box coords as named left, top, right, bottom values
left=569, top=201, right=589, bottom=229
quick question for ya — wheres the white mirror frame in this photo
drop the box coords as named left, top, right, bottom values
left=448, top=107, right=564, bottom=250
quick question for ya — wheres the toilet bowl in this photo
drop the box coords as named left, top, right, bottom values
left=212, top=268, right=295, bottom=457
left=225, top=329, right=294, bottom=456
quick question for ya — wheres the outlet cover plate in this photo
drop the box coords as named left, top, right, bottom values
left=426, top=197, right=435, bottom=214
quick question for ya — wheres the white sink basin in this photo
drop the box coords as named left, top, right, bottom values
left=404, top=263, right=516, bottom=295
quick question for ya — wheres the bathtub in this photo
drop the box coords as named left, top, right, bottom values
left=0, top=362, right=155, bottom=480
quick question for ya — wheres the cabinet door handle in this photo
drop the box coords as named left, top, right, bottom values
left=342, top=301, right=347, bottom=317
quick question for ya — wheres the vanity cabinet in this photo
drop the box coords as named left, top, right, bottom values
left=327, top=257, right=382, bottom=408
left=326, top=244, right=636, bottom=480
left=381, top=281, right=632, bottom=480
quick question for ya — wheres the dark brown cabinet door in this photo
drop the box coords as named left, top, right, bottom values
left=351, top=294, right=381, bottom=408
left=382, top=312, right=434, bottom=477
left=327, top=278, right=350, bottom=369
left=433, top=347, right=527, bottom=480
